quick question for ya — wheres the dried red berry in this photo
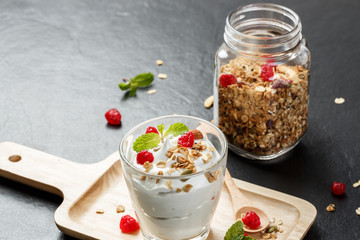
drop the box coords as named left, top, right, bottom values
left=331, top=181, right=346, bottom=195
left=178, top=132, right=195, bottom=148
left=242, top=211, right=261, bottom=229
left=271, top=78, right=292, bottom=89
left=120, top=215, right=140, bottom=233
left=219, top=74, right=237, bottom=87
left=105, top=108, right=122, bottom=125
left=136, top=150, right=154, bottom=165
left=145, top=126, right=159, bottom=134
left=261, top=64, right=277, bottom=81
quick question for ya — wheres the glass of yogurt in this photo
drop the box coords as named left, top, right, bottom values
left=119, top=115, right=228, bottom=240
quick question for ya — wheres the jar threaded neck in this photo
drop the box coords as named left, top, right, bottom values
left=224, top=3, right=302, bottom=55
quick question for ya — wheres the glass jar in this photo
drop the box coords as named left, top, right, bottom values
left=214, top=3, right=310, bottom=160
left=119, top=115, right=228, bottom=240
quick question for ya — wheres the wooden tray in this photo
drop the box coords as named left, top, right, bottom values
left=0, top=142, right=316, bottom=240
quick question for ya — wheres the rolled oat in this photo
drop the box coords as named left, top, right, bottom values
left=158, top=73, right=168, bottom=79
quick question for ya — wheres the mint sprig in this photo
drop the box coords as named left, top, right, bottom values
left=164, top=123, right=188, bottom=138
left=133, top=133, right=160, bottom=152
left=224, top=220, right=255, bottom=240
left=132, top=123, right=189, bottom=152
left=119, top=72, right=154, bottom=96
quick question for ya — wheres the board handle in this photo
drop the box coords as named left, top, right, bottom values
left=0, top=142, right=88, bottom=198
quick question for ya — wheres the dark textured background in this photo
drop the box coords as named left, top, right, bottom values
left=1, top=0, right=359, bottom=239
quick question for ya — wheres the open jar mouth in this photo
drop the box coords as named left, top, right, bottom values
left=224, top=3, right=302, bottom=55
left=119, top=115, right=228, bottom=180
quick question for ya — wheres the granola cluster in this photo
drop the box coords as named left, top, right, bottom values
left=218, top=57, right=309, bottom=156
left=140, top=141, right=219, bottom=193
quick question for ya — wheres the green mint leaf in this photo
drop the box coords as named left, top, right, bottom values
left=224, top=220, right=245, bottom=240
left=164, top=123, right=189, bottom=138
left=132, top=72, right=154, bottom=87
left=119, top=82, right=131, bottom=90
left=129, top=84, right=137, bottom=96
left=119, top=73, right=153, bottom=97
left=242, top=236, right=255, bottom=240
left=133, top=133, right=161, bottom=152
left=157, top=124, right=164, bottom=137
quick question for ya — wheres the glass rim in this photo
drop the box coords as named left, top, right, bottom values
left=119, top=115, right=228, bottom=180
left=226, top=3, right=301, bottom=41
left=224, top=3, right=303, bottom=54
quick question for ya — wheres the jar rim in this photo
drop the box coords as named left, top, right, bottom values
left=224, top=3, right=302, bottom=55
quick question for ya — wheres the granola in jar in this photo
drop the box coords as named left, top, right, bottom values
left=218, top=57, right=309, bottom=156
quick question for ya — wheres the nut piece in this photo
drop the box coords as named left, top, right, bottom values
left=204, top=95, right=214, bottom=108
left=266, top=225, right=277, bottom=233
left=255, top=86, right=265, bottom=92
left=158, top=73, right=168, bottom=79
left=96, top=209, right=104, bottom=214
left=202, top=153, right=213, bottom=164
left=205, top=171, right=219, bottom=183
left=353, top=180, right=360, bottom=187
left=356, top=207, right=360, bottom=215
left=182, top=184, right=193, bottom=192
left=143, top=161, right=153, bottom=172
left=189, top=129, right=204, bottom=139
left=334, top=97, right=345, bottom=104
left=326, top=204, right=336, bottom=212
left=156, top=59, right=163, bottom=66
left=147, top=89, right=157, bottom=95
left=260, top=233, right=271, bottom=239
left=116, top=205, right=125, bottom=213
left=181, top=169, right=193, bottom=175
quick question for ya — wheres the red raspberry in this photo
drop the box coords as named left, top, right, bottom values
left=178, top=132, right=195, bottom=148
left=105, top=108, right=122, bottom=125
left=244, top=232, right=248, bottom=236
left=261, top=63, right=277, bottom=81
left=331, top=181, right=346, bottom=195
left=219, top=74, right=237, bottom=87
left=136, top=150, right=154, bottom=165
left=120, top=215, right=140, bottom=233
left=242, top=211, right=261, bottom=229
left=145, top=126, right=159, bottom=134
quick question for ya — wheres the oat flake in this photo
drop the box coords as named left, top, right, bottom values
left=158, top=73, right=168, bottom=79
left=334, top=97, right=345, bottom=104
left=147, top=89, right=157, bottom=95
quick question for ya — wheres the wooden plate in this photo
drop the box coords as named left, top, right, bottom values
left=0, top=142, right=316, bottom=240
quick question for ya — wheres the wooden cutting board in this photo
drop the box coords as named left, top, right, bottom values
left=0, top=142, right=316, bottom=240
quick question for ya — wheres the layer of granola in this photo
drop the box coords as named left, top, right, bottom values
left=128, top=125, right=222, bottom=192
left=218, top=57, right=309, bottom=156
